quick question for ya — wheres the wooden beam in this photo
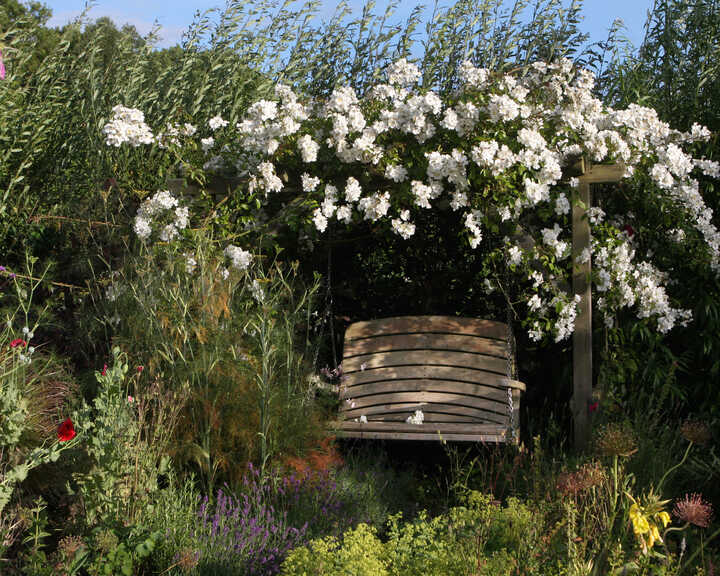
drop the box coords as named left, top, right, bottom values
left=578, top=164, right=626, bottom=183
left=571, top=160, right=625, bottom=450
left=572, top=179, right=593, bottom=450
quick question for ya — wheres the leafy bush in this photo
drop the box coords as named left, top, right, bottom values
left=147, top=464, right=361, bottom=575
left=282, top=523, right=388, bottom=576
left=69, top=347, right=180, bottom=528
left=100, top=225, right=324, bottom=489
left=0, top=262, right=78, bottom=559
left=282, top=493, right=542, bottom=576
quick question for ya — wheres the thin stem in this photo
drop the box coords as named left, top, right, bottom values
left=680, top=525, right=720, bottom=574
left=658, top=442, right=693, bottom=493
left=613, top=455, right=618, bottom=513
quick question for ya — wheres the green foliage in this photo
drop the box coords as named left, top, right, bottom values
left=1, top=0, right=720, bottom=573
left=0, top=261, right=78, bottom=554
left=68, top=347, right=176, bottom=528
left=84, top=528, right=159, bottom=576
left=282, top=523, right=389, bottom=576
left=142, top=472, right=201, bottom=573
left=0, top=0, right=60, bottom=77
left=102, top=228, right=323, bottom=489
left=592, top=0, right=720, bottom=419
left=282, top=493, right=543, bottom=576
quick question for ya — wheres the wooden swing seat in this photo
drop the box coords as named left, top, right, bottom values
left=331, top=316, right=525, bottom=443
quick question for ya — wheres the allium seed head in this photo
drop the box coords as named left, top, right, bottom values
left=673, top=493, right=713, bottom=528
left=595, top=422, right=637, bottom=458
left=680, top=420, right=712, bottom=445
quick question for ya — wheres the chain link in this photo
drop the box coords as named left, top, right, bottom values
left=504, top=247, right=517, bottom=443
left=505, top=323, right=517, bottom=443
left=312, top=233, right=336, bottom=371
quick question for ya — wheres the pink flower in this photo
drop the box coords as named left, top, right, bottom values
left=101, top=364, right=107, bottom=376
left=128, top=395, right=134, bottom=403
left=588, top=401, right=599, bottom=414
left=0, top=50, right=5, bottom=80
left=137, top=366, right=143, bottom=373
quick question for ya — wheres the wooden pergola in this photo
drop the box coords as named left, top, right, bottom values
left=571, top=158, right=625, bottom=449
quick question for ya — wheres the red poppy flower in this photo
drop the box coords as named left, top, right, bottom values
left=57, top=418, right=76, bottom=442
left=10, top=338, right=26, bottom=348
left=137, top=365, right=144, bottom=373
left=101, top=364, right=107, bottom=376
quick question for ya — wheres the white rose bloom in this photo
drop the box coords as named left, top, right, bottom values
left=527, top=294, right=543, bottom=311
left=554, top=193, right=570, bottom=216
left=185, top=254, right=197, bottom=274
left=208, top=115, right=229, bottom=130
left=225, top=245, right=253, bottom=270
left=297, top=134, right=320, bottom=163
left=133, top=216, right=152, bottom=240
left=312, top=208, right=328, bottom=232
left=336, top=205, right=353, bottom=224
left=344, top=177, right=362, bottom=202
left=301, top=173, right=321, bottom=192
left=201, top=137, right=215, bottom=152
left=406, top=409, right=424, bottom=425
left=391, top=216, right=416, bottom=239
left=159, top=224, right=178, bottom=242
left=385, top=164, right=408, bottom=182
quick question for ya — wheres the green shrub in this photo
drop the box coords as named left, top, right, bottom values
left=69, top=347, right=178, bottom=528
left=282, top=523, right=388, bottom=576
left=282, top=492, right=544, bottom=576
left=102, top=225, right=323, bottom=489
left=0, top=262, right=78, bottom=558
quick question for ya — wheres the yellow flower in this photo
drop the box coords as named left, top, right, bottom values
left=630, top=504, right=650, bottom=534
left=627, top=494, right=671, bottom=554
left=658, top=511, right=671, bottom=527
left=648, top=525, right=663, bottom=549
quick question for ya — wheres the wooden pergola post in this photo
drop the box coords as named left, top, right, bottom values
left=572, top=159, right=625, bottom=450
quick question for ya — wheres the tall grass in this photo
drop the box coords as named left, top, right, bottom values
left=0, top=0, right=594, bottom=253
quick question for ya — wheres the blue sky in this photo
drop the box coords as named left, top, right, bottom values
left=45, top=0, right=654, bottom=50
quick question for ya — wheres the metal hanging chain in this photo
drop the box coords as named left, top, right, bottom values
left=312, top=228, right=338, bottom=372
left=503, top=248, right=518, bottom=442
left=327, top=230, right=338, bottom=369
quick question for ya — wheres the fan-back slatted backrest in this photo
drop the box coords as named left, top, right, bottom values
left=333, top=316, right=525, bottom=442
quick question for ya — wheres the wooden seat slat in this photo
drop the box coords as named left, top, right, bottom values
left=345, top=316, right=509, bottom=340
left=365, top=413, right=500, bottom=424
left=342, top=401, right=510, bottom=419
left=338, top=391, right=512, bottom=413
left=335, top=430, right=508, bottom=442
left=343, top=365, right=526, bottom=391
left=336, top=421, right=507, bottom=434
left=340, top=379, right=512, bottom=402
left=343, top=350, right=507, bottom=374
left=343, top=333, right=508, bottom=358
left=342, top=403, right=508, bottom=424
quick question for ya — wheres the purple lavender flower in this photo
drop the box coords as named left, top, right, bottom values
left=188, top=464, right=356, bottom=574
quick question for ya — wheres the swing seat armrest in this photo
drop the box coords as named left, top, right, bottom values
left=505, top=379, right=526, bottom=392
